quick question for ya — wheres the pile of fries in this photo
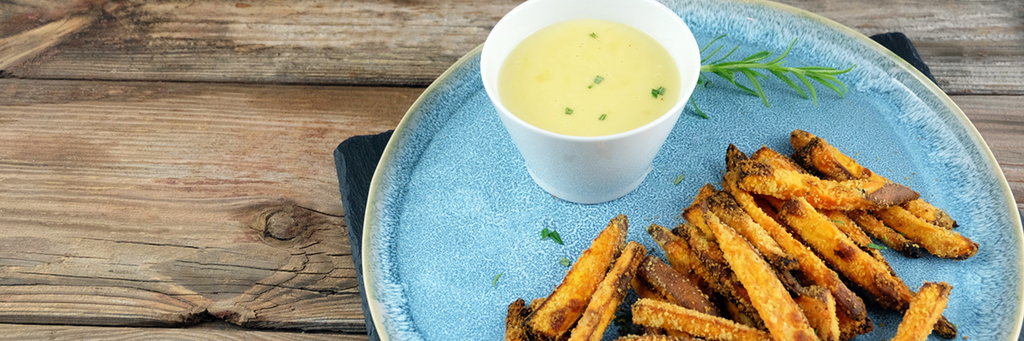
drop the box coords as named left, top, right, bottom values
left=506, top=130, right=975, bottom=341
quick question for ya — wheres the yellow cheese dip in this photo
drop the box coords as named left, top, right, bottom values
left=498, top=19, right=680, bottom=137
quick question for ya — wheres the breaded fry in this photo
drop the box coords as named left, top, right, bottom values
left=675, top=222, right=764, bottom=329
left=836, top=299, right=873, bottom=341
left=721, top=158, right=867, bottom=323
left=646, top=225, right=718, bottom=300
left=569, top=242, right=647, bottom=341
left=507, top=298, right=532, bottom=341
left=637, top=255, right=720, bottom=316
left=526, top=215, right=629, bottom=339
left=735, top=159, right=918, bottom=210
left=846, top=210, right=923, bottom=258
left=683, top=184, right=719, bottom=238
left=903, top=199, right=957, bottom=229
left=703, top=210, right=820, bottom=341
left=613, top=334, right=701, bottom=341
left=631, top=299, right=773, bottom=341
left=820, top=210, right=872, bottom=249
left=706, top=189, right=799, bottom=271
left=632, top=276, right=667, bottom=302
left=874, top=206, right=978, bottom=260
left=892, top=282, right=953, bottom=341
left=794, top=286, right=840, bottom=341
left=776, top=198, right=913, bottom=311
left=790, top=130, right=959, bottom=230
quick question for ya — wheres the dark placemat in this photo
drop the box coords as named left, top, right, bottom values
left=334, top=33, right=939, bottom=339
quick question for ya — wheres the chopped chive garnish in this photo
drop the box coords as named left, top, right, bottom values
left=549, top=230, right=564, bottom=245
left=590, top=32, right=597, bottom=38
left=868, top=243, right=889, bottom=250
left=598, top=114, right=607, bottom=121
left=565, top=107, right=573, bottom=115
left=541, top=227, right=550, bottom=240
left=492, top=273, right=503, bottom=287
left=594, top=76, right=604, bottom=84
left=559, top=257, right=571, bottom=267
left=673, top=173, right=685, bottom=185
left=651, top=88, right=659, bottom=98
left=831, top=219, right=846, bottom=226
left=658, top=87, right=666, bottom=95
left=588, top=84, right=593, bottom=89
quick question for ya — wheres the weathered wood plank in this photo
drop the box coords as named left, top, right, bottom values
left=950, top=95, right=1024, bottom=212
left=1, top=0, right=1021, bottom=94
left=0, top=321, right=369, bottom=340
left=0, top=79, right=415, bottom=331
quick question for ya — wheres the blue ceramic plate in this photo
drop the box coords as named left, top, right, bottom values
left=363, top=0, right=1024, bottom=340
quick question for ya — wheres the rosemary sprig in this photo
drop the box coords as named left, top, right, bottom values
left=691, top=35, right=854, bottom=118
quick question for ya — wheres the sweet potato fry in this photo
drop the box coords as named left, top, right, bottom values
left=703, top=210, right=820, bottom=341
left=526, top=215, right=629, bottom=339
left=874, top=206, right=978, bottom=260
left=569, top=242, right=647, bottom=341
left=637, top=255, right=720, bottom=316
left=892, top=282, right=953, bottom=341
left=506, top=298, right=532, bottom=341
left=776, top=198, right=913, bottom=311
left=794, top=286, right=840, bottom=341
left=836, top=299, right=873, bottom=341
left=721, top=156, right=867, bottom=323
left=903, top=199, right=957, bottom=229
left=613, top=335, right=701, bottom=341
left=790, top=130, right=958, bottom=229
left=646, top=224, right=716, bottom=299
left=674, top=222, right=764, bottom=329
left=846, top=210, right=923, bottom=258
left=706, top=189, right=799, bottom=271
left=735, top=158, right=917, bottom=210
left=631, top=299, right=773, bottom=341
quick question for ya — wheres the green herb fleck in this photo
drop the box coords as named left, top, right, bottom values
left=673, top=173, right=685, bottom=185
left=559, top=257, right=571, bottom=267
left=549, top=230, right=564, bottom=245
left=651, top=86, right=666, bottom=98
left=541, top=227, right=550, bottom=240
left=588, top=84, right=593, bottom=89
left=594, top=75, right=604, bottom=84
left=565, top=107, right=573, bottom=115
left=868, top=243, right=889, bottom=250
left=492, top=273, right=503, bottom=287
left=590, top=32, right=597, bottom=38
left=599, top=114, right=607, bottom=121
left=831, top=219, right=846, bottom=226
left=658, top=87, right=666, bottom=95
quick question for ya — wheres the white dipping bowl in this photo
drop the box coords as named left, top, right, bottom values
left=480, top=0, right=701, bottom=204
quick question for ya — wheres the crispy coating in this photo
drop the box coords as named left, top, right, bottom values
left=632, top=299, right=773, bottom=341
left=794, top=286, right=840, bottom=341
left=836, top=300, right=873, bottom=341
left=646, top=224, right=716, bottom=300
left=847, top=210, right=923, bottom=258
left=526, top=215, right=629, bottom=340
left=507, top=298, right=532, bottom=341
left=637, top=255, right=720, bottom=316
left=735, top=158, right=917, bottom=211
left=703, top=210, right=820, bottom=341
left=675, top=222, right=764, bottom=329
left=776, top=198, right=913, bottom=311
left=892, top=282, right=953, bottom=341
left=613, top=334, right=701, bottom=341
left=903, top=199, right=957, bottom=229
left=707, top=190, right=799, bottom=271
left=569, top=242, right=647, bottom=341
left=721, top=164, right=867, bottom=322
left=874, top=206, right=978, bottom=260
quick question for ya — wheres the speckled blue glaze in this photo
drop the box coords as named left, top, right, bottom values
left=363, top=0, right=1024, bottom=340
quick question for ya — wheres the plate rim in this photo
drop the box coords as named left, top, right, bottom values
left=362, top=0, right=1024, bottom=339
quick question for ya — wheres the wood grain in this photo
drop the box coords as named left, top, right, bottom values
left=0, top=321, right=369, bottom=340
left=951, top=95, right=1024, bottom=212
left=1, top=0, right=1021, bottom=94
left=0, top=79, right=415, bottom=331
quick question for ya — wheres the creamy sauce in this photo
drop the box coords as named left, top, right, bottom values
left=499, top=19, right=680, bottom=137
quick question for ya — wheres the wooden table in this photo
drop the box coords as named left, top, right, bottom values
left=1, top=0, right=1021, bottom=339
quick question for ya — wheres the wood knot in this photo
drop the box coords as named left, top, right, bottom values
left=265, top=209, right=301, bottom=240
